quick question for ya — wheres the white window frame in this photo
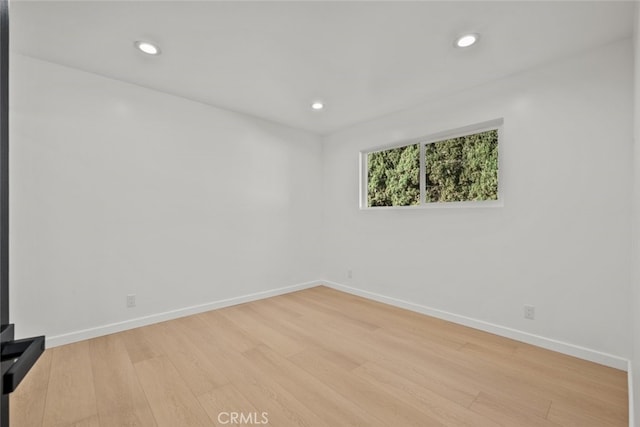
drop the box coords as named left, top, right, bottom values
left=360, top=118, right=504, bottom=210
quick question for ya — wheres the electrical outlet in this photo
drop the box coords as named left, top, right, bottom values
left=347, top=269, right=353, bottom=279
left=524, top=305, right=535, bottom=320
left=127, top=294, right=136, bottom=308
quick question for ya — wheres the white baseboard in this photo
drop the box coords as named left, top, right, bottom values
left=322, top=280, right=629, bottom=371
left=46, top=280, right=321, bottom=348
left=46, top=277, right=629, bottom=372
left=46, top=278, right=634, bottom=424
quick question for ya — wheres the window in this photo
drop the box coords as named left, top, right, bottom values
left=361, top=121, right=501, bottom=208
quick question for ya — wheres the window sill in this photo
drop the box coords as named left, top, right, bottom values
left=360, top=199, right=504, bottom=210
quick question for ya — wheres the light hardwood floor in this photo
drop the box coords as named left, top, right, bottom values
left=11, top=286, right=628, bottom=426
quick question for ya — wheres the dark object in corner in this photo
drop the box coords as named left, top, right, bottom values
left=0, top=1, right=46, bottom=425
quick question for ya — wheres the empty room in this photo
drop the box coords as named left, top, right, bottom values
left=0, top=0, right=639, bottom=426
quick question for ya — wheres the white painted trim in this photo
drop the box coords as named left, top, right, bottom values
left=45, top=277, right=631, bottom=372
left=629, top=360, right=635, bottom=427
left=362, top=118, right=504, bottom=154
left=322, top=280, right=630, bottom=371
left=359, top=199, right=504, bottom=210
left=45, top=280, right=321, bottom=348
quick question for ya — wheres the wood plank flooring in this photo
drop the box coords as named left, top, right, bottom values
left=10, top=286, right=628, bottom=426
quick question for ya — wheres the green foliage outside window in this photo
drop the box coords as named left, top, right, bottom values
left=425, top=129, right=498, bottom=202
left=367, top=144, right=420, bottom=207
left=366, top=129, right=498, bottom=207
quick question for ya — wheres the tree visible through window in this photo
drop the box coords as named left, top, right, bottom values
left=367, top=144, right=420, bottom=207
left=425, top=129, right=498, bottom=203
left=364, top=127, right=499, bottom=208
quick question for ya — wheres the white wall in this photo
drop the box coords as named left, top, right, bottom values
left=8, top=32, right=636, bottom=380
left=322, top=40, right=633, bottom=362
left=632, top=2, right=640, bottom=424
left=9, top=55, right=323, bottom=343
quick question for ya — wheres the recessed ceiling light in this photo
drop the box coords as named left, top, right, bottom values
left=135, top=41, right=161, bottom=55
left=455, top=33, right=479, bottom=48
left=311, top=101, right=324, bottom=111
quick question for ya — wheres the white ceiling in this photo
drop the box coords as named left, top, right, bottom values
left=10, top=1, right=635, bottom=135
